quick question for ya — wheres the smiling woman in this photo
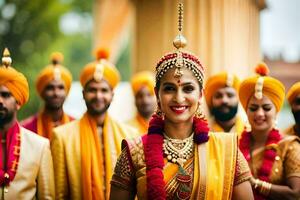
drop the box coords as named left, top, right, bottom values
left=109, top=3, right=254, bottom=200
left=239, top=63, right=300, bottom=200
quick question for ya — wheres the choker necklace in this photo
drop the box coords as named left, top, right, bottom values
left=163, top=132, right=194, bottom=166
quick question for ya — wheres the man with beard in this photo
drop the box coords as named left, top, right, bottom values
left=127, top=71, right=156, bottom=134
left=204, top=72, right=244, bottom=134
left=0, top=48, right=54, bottom=199
left=284, top=82, right=300, bottom=137
left=51, top=49, right=138, bottom=200
left=22, top=52, right=74, bottom=139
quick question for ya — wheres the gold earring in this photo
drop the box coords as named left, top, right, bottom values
left=245, top=121, right=252, bottom=132
left=194, top=104, right=205, bottom=119
left=273, top=118, right=278, bottom=129
left=155, top=106, right=165, bottom=119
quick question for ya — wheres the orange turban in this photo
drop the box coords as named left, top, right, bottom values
left=287, top=82, right=300, bottom=105
left=36, top=52, right=72, bottom=96
left=130, top=71, right=155, bottom=95
left=0, top=49, right=29, bottom=107
left=239, top=63, right=285, bottom=112
left=80, top=48, right=120, bottom=89
left=204, top=72, right=240, bottom=108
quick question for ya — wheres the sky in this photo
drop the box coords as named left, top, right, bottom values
left=260, top=0, right=300, bottom=62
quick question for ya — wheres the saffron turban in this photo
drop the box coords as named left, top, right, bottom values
left=80, top=48, right=120, bottom=89
left=36, top=52, right=72, bottom=96
left=204, top=72, right=240, bottom=108
left=287, top=82, right=300, bottom=105
left=131, top=71, right=155, bottom=95
left=239, top=63, right=285, bottom=112
left=0, top=67, right=29, bottom=107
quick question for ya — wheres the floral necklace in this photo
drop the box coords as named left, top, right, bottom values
left=142, top=114, right=209, bottom=200
left=0, top=122, right=21, bottom=186
left=239, top=128, right=281, bottom=199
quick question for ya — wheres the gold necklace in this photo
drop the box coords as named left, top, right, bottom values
left=163, top=133, right=194, bottom=166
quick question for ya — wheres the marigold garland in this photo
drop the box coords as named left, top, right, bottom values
left=143, top=114, right=209, bottom=200
left=239, top=128, right=281, bottom=200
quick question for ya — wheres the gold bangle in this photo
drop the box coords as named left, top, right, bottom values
left=254, top=179, right=260, bottom=189
left=259, top=181, right=272, bottom=196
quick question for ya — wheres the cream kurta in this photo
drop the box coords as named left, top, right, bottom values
left=0, top=127, right=55, bottom=200
left=51, top=116, right=138, bottom=200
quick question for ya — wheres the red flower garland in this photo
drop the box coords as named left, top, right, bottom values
left=0, top=122, right=21, bottom=186
left=239, top=128, right=282, bottom=200
left=143, top=114, right=209, bottom=200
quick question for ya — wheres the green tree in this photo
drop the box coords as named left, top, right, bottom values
left=0, top=0, right=93, bottom=120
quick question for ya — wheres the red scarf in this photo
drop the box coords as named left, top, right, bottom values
left=143, top=114, right=209, bottom=200
left=0, top=122, right=21, bottom=186
left=239, top=128, right=281, bottom=200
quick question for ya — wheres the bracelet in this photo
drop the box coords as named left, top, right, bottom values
left=252, top=178, right=272, bottom=197
left=259, top=181, right=272, bottom=196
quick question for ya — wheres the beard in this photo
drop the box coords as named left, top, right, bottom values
left=211, top=104, right=238, bottom=122
left=0, top=108, right=14, bottom=127
left=44, top=97, right=65, bottom=111
left=292, top=110, right=300, bottom=125
left=137, top=104, right=155, bottom=119
left=86, top=99, right=111, bottom=116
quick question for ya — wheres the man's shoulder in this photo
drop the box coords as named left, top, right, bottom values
left=52, top=120, right=80, bottom=138
left=113, top=119, right=140, bottom=138
left=20, top=127, right=49, bottom=147
left=20, top=114, right=38, bottom=128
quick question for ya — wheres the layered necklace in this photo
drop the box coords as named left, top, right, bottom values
left=144, top=114, right=209, bottom=200
left=163, top=132, right=194, bottom=166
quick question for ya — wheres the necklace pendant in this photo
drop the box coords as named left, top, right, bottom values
left=177, top=158, right=185, bottom=167
left=176, top=165, right=192, bottom=200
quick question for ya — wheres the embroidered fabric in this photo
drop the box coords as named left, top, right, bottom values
left=111, top=141, right=252, bottom=194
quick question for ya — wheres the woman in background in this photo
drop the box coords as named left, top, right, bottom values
left=239, top=63, right=300, bottom=200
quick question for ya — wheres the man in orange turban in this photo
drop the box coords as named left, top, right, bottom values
left=204, top=72, right=244, bottom=134
left=127, top=71, right=156, bottom=134
left=284, top=82, right=300, bottom=137
left=0, top=48, right=54, bottom=198
left=51, top=48, right=139, bottom=200
left=22, top=52, right=74, bottom=139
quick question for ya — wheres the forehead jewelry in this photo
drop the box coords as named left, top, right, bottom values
left=173, top=2, right=187, bottom=84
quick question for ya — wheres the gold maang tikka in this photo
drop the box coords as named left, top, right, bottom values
left=173, top=2, right=187, bottom=80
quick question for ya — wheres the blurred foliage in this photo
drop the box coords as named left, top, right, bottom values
left=0, top=0, right=93, bottom=120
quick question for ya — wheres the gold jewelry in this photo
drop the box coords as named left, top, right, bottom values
left=155, top=106, right=165, bottom=119
left=251, top=178, right=272, bottom=197
left=163, top=132, right=194, bottom=166
left=245, top=120, right=252, bottom=132
left=155, top=2, right=204, bottom=87
left=194, top=104, right=205, bottom=119
left=273, top=118, right=278, bottom=129
left=1, top=48, right=12, bottom=68
left=255, top=77, right=264, bottom=99
left=259, top=180, right=272, bottom=196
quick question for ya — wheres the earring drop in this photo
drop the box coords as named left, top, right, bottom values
left=245, top=121, right=252, bottom=132
left=273, top=118, right=278, bottom=129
